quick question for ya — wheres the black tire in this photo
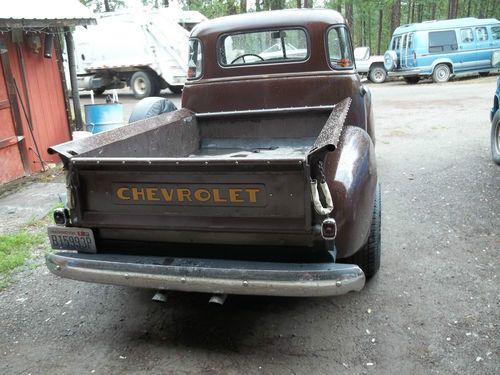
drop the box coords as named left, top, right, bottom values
left=130, top=71, right=158, bottom=99
left=346, top=183, right=381, bottom=279
left=479, top=72, right=489, bottom=77
left=432, top=64, right=451, bottom=83
left=369, top=66, right=387, bottom=84
left=404, top=76, right=420, bottom=84
left=128, top=97, right=177, bottom=123
left=93, top=87, right=106, bottom=96
left=169, top=85, right=183, bottom=94
left=491, top=110, right=500, bottom=165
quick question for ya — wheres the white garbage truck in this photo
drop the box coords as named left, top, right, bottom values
left=75, top=7, right=194, bottom=98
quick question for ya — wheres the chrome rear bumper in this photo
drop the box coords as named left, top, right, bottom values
left=46, top=252, right=365, bottom=297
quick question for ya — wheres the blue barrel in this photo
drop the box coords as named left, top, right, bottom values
left=84, top=103, right=124, bottom=134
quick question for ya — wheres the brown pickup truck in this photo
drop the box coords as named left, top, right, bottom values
left=46, top=9, right=380, bottom=299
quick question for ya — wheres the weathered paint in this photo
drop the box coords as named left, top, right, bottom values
left=0, top=32, right=70, bottom=183
left=0, top=53, right=25, bottom=183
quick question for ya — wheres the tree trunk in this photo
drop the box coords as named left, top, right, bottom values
left=228, top=0, right=238, bottom=14
left=162, top=0, right=169, bottom=7
left=304, top=0, right=312, bottom=8
left=407, top=0, right=412, bottom=23
left=391, top=0, right=401, bottom=34
left=240, top=0, right=247, bottom=12
left=296, top=0, right=301, bottom=8
left=345, top=1, right=354, bottom=36
left=411, top=1, right=415, bottom=23
left=431, top=2, right=437, bottom=19
left=448, top=0, right=459, bottom=19
left=488, top=0, right=498, bottom=18
left=377, top=9, right=383, bottom=55
left=266, top=0, right=285, bottom=10
left=368, top=14, right=372, bottom=50
left=104, top=0, right=111, bottom=12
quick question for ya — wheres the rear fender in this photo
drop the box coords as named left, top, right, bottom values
left=324, top=126, right=377, bottom=259
left=431, top=58, right=454, bottom=73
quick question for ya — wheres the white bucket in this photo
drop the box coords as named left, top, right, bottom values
left=72, top=131, right=93, bottom=140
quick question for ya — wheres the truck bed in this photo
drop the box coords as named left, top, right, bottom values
left=49, top=101, right=350, bottom=250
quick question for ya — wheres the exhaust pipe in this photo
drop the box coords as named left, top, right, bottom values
left=209, top=294, right=227, bottom=305
left=152, top=290, right=167, bottom=303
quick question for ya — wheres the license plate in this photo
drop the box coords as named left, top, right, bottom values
left=48, top=226, right=96, bottom=253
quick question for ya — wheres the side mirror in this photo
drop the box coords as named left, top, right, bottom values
left=492, top=51, right=500, bottom=68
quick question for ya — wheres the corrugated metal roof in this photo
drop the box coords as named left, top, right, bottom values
left=0, top=0, right=96, bottom=28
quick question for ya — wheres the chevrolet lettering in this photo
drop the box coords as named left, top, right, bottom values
left=113, top=184, right=265, bottom=206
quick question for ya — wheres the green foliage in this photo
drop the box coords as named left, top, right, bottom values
left=321, top=0, right=499, bottom=54
left=0, top=231, right=44, bottom=275
left=79, top=0, right=125, bottom=12
left=181, top=1, right=242, bottom=18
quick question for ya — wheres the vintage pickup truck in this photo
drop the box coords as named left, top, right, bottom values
left=46, top=9, right=380, bottom=299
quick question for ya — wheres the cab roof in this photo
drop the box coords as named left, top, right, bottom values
left=190, top=8, right=346, bottom=38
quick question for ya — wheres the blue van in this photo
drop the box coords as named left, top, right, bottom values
left=384, top=17, right=500, bottom=83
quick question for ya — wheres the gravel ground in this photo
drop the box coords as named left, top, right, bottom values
left=0, top=76, right=498, bottom=375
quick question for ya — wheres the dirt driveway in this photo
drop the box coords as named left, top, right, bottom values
left=0, top=76, right=498, bottom=375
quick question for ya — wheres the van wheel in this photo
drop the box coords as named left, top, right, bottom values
left=432, top=64, right=451, bottom=83
left=130, top=71, right=158, bottom=99
left=169, top=85, right=183, bottom=94
left=369, top=66, right=387, bottom=83
left=344, top=183, right=381, bottom=279
left=404, top=76, right=420, bottom=84
left=491, top=111, right=500, bottom=165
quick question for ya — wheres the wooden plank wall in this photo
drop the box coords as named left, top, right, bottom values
left=2, top=32, right=70, bottom=176
left=0, top=61, right=25, bottom=182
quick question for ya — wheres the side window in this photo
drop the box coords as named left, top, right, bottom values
left=188, top=39, right=203, bottom=80
left=460, top=28, right=474, bottom=43
left=407, top=33, right=414, bottom=49
left=428, top=30, right=458, bottom=53
left=492, top=26, right=500, bottom=40
left=326, top=26, right=354, bottom=69
left=476, top=27, right=488, bottom=41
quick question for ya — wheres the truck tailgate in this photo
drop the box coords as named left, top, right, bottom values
left=69, top=157, right=313, bottom=246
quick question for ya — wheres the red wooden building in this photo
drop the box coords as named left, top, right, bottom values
left=0, top=0, right=95, bottom=184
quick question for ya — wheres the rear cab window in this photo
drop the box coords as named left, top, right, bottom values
left=326, top=26, right=354, bottom=69
left=428, top=30, right=458, bottom=53
left=219, top=28, right=309, bottom=66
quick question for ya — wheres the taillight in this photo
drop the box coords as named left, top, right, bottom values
left=53, top=208, right=69, bottom=226
left=321, top=218, right=337, bottom=240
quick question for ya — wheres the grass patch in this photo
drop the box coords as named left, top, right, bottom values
left=0, top=231, right=44, bottom=275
